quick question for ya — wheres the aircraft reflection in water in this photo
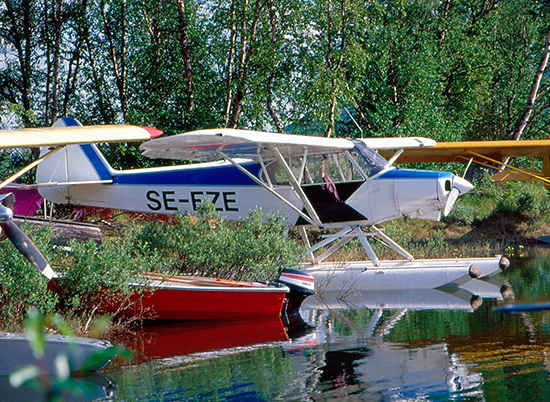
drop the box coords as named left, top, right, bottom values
left=276, top=277, right=513, bottom=400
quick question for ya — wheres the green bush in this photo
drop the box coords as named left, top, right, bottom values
left=126, top=205, right=303, bottom=282
left=0, top=207, right=303, bottom=330
left=0, top=225, right=58, bottom=331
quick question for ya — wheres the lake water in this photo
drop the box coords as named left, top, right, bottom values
left=19, top=247, right=550, bottom=401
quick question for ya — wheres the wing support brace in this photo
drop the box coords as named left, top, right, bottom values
left=459, top=151, right=550, bottom=187
left=301, top=224, right=413, bottom=266
left=386, top=149, right=404, bottom=166
left=0, top=145, right=64, bottom=191
left=219, top=151, right=321, bottom=227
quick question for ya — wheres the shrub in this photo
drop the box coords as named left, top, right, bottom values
left=0, top=207, right=303, bottom=330
left=0, top=225, right=58, bottom=331
left=126, top=205, right=303, bottom=282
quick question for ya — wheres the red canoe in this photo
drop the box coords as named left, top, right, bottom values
left=99, top=273, right=292, bottom=321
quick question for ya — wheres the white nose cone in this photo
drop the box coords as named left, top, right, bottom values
left=452, top=176, right=474, bottom=195
left=444, top=176, right=474, bottom=216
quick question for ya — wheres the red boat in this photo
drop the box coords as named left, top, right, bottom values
left=99, top=269, right=315, bottom=321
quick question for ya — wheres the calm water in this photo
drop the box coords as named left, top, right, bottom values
left=24, top=247, right=550, bottom=401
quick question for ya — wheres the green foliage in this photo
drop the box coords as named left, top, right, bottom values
left=0, top=208, right=302, bottom=329
left=127, top=205, right=303, bottom=281
left=0, top=225, right=58, bottom=330
left=51, top=235, right=163, bottom=325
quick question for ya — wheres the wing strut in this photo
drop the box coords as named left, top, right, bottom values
left=0, top=146, right=64, bottom=190
left=219, top=151, right=319, bottom=226
left=459, top=151, right=550, bottom=187
left=271, top=146, right=322, bottom=227
left=302, top=225, right=413, bottom=266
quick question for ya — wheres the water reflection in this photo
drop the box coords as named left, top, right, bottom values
left=117, top=318, right=288, bottom=363
left=97, top=247, right=550, bottom=401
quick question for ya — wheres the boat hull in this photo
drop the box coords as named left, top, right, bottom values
left=0, top=333, right=113, bottom=376
left=100, top=278, right=290, bottom=321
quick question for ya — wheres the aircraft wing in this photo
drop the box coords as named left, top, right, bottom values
left=140, top=128, right=354, bottom=161
left=379, top=139, right=550, bottom=163
left=380, top=139, right=550, bottom=187
left=0, top=125, right=163, bottom=150
left=140, top=129, right=438, bottom=162
left=359, top=137, right=436, bottom=151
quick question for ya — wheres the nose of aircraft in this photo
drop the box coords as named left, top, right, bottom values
left=452, top=176, right=474, bottom=194
left=443, top=175, right=473, bottom=216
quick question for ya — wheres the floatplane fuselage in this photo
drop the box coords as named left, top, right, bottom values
left=33, top=118, right=508, bottom=288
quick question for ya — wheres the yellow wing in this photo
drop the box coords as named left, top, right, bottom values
left=0, top=125, right=162, bottom=149
left=379, top=139, right=550, bottom=163
left=380, top=139, right=550, bottom=187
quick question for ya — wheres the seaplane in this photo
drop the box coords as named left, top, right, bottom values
left=22, top=117, right=513, bottom=291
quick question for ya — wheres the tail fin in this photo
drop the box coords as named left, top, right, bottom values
left=36, top=118, right=115, bottom=204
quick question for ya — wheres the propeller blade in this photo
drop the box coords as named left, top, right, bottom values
left=443, top=188, right=459, bottom=217
left=444, top=177, right=473, bottom=217
left=0, top=205, right=55, bottom=279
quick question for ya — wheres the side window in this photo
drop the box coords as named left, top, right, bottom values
left=262, top=152, right=368, bottom=186
left=350, top=141, right=389, bottom=177
left=263, top=158, right=302, bottom=185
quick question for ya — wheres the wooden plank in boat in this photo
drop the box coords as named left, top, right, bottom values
left=141, top=272, right=264, bottom=288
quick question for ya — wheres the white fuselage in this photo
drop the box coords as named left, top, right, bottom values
left=36, top=141, right=472, bottom=228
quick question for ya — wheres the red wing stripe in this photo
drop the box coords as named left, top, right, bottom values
left=141, top=126, right=164, bottom=139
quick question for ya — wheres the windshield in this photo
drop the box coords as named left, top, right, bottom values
left=349, top=140, right=390, bottom=177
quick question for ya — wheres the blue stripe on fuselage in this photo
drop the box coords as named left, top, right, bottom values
left=377, top=169, right=454, bottom=180
left=112, top=162, right=262, bottom=186
left=79, top=143, right=261, bottom=186
left=61, top=117, right=81, bottom=127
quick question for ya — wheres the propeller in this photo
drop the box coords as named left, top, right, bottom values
left=443, top=188, right=460, bottom=217
left=444, top=176, right=473, bottom=217
left=0, top=193, right=55, bottom=279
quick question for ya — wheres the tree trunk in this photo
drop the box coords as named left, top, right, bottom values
left=510, top=24, right=550, bottom=141
left=101, top=0, right=127, bottom=119
left=5, top=0, right=34, bottom=126
left=227, top=0, right=263, bottom=128
left=223, top=0, right=237, bottom=126
left=50, top=0, right=64, bottom=124
left=266, top=0, right=283, bottom=132
left=83, top=9, right=114, bottom=123
left=176, top=0, right=195, bottom=114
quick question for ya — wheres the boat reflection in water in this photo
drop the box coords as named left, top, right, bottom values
left=118, top=317, right=290, bottom=363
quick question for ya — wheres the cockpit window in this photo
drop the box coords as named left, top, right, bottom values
left=262, top=149, right=371, bottom=186
left=349, top=140, right=389, bottom=177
